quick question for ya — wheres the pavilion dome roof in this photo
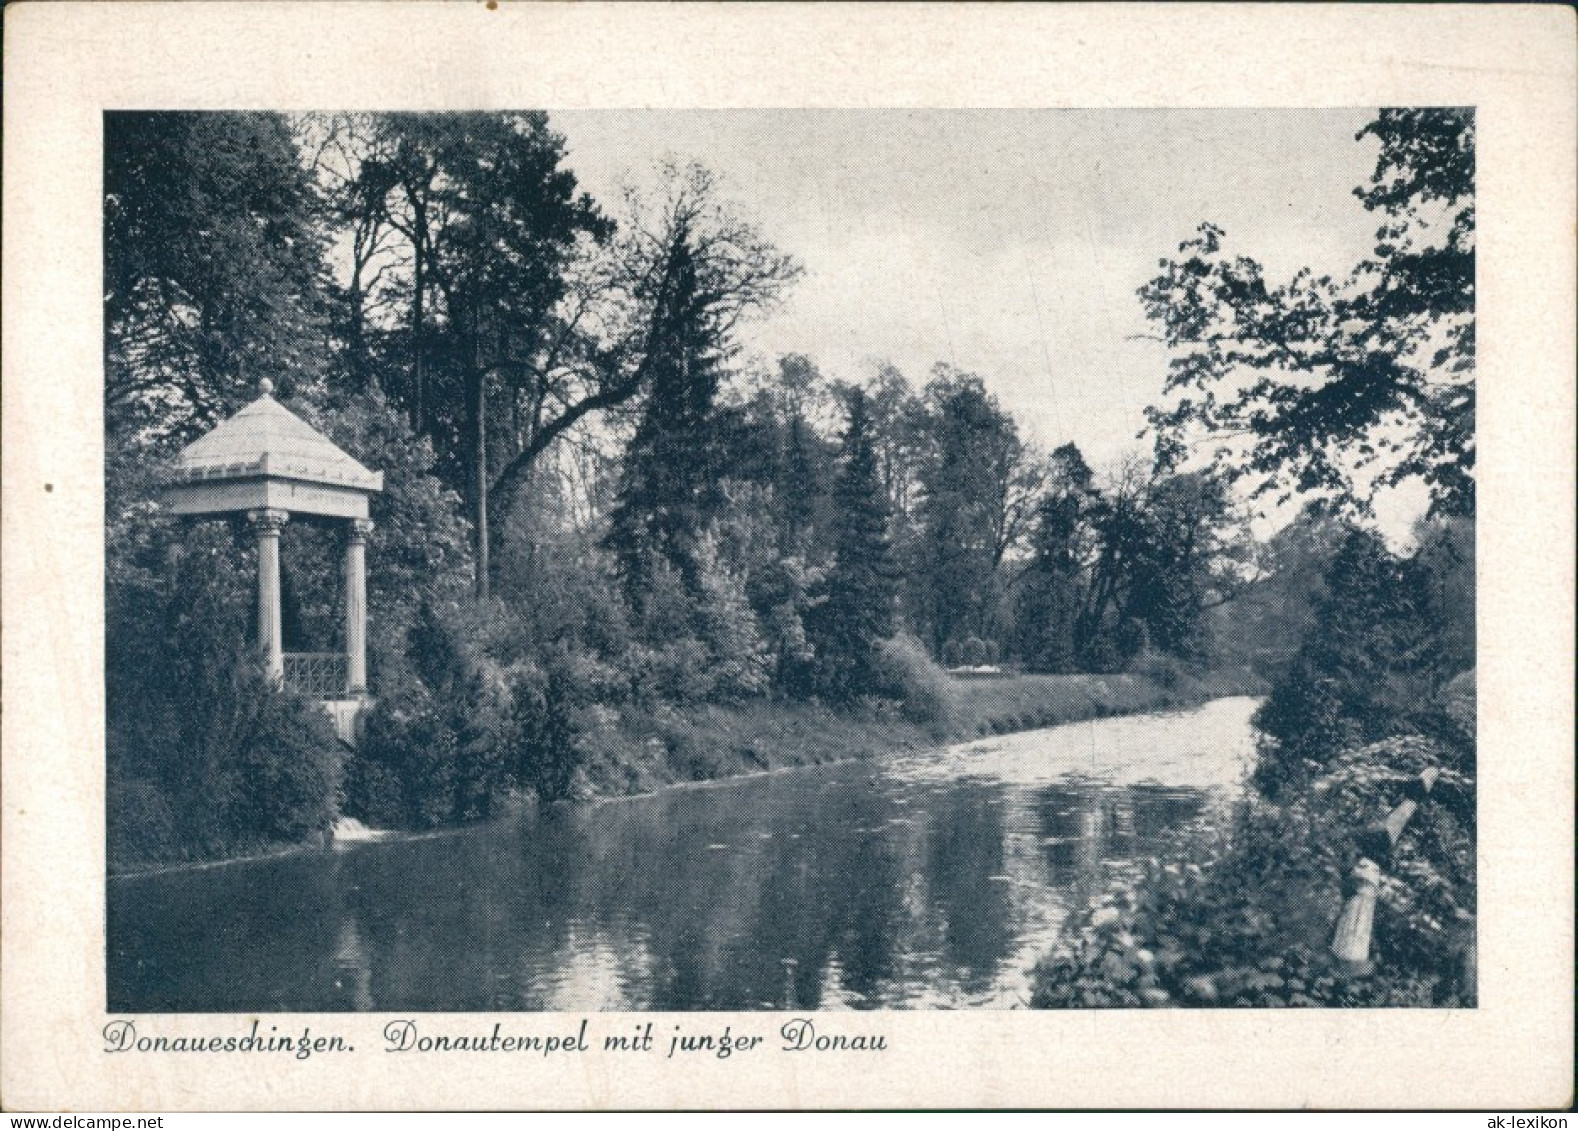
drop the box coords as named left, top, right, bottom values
left=170, top=384, right=383, bottom=493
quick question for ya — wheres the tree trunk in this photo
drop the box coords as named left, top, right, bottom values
left=467, top=329, right=490, bottom=600
left=475, top=375, right=490, bottom=599
left=347, top=267, right=366, bottom=391
left=409, top=195, right=427, bottom=433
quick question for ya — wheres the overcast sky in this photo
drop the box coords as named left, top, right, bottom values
left=552, top=108, right=1383, bottom=475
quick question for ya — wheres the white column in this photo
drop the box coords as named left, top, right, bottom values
left=248, top=508, right=289, bottom=685
left=344, top=518, right=373, bottom=695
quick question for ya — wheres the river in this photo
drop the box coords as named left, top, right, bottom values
left=108, top=696, right=1259, bottom=1012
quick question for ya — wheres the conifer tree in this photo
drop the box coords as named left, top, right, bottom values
left=604, top=224, right=730, bottom=604
left=810, top=387, right=901, bottom=700
left=780, top=412, right=824, bottom=548
left=1251, top=527, right=1448, bottom=796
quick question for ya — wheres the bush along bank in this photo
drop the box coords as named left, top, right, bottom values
left=558, top=653, right=1264, bottom=802
left=1029, top=727, right=1475, bottom=1008
left=106, top=595, right=1259, bottom=874
left=342, top=622, right=1264, bottom=826
left=1030, top=527, right=1477, bottom=1009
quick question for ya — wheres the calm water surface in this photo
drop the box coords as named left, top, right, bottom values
left=108, top=696, right=1258, bottom=1011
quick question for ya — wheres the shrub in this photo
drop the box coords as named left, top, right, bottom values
left=107, top=659, right=344, bottom=864
left=509, top=656, right=586, bottom=803
left=1132, top=650, right=1189, bottom=690
left=1253, top=530, right=1451, bottom=799
left=692, top=536, right=772, bottom=699
left=347, top=602, right=530, bottom=827
left=1032, top=734, right=1476, bottom=1009
left=228, top=681, right=344, bottom=844
left=347, top=605, right=465, bottom=829
left=450, top=662, right=521, bottom=821
left=107, top=775, right=179, bottom=867
left=353, top=694, right=459, bottom=829
left=340, top=753, right=404, bottom=829
left=1115, top=618, right=1151, bottom=668
left=875, top=633, right=960, bottom=733
left=627, top=638, right=716, bottom=705
left=106, top=510, right=344, bottom=865
left=659, top=722, right=725, bottom=781
left=1080, top=632, right=1122, bottom=675
left=1434, top=669, right=1476, bottom=754
left=622, top=552, right=744, bottom=705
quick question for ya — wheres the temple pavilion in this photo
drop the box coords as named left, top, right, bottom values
left=162, top=379, right=383, bottom=741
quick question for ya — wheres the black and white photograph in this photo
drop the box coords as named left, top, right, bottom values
left=102, top=106, right=1480, bottom=1014
left=3, top=2, right=1572, bottom=1113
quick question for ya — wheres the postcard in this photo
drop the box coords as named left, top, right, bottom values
left=2, top=2, right=1573, bottom=1112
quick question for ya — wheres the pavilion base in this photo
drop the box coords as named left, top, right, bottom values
left=322, top=697, right=371, bottom=746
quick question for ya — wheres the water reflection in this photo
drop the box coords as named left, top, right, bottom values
left=108, top=697, right=1258, bottom=1012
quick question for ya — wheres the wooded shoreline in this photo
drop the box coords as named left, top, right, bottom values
left=103, top=110, right=1477, bottom=1011
left=109, top=666, right=1262, bottom=877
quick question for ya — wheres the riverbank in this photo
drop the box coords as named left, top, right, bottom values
left=110, top=692, right=1266, bottom=1011
left=569, top=664, right=1267, bottom=801
left=110, top=665, right=1263, bottom=876
left=1027, top=670, right=1476, bottom=1008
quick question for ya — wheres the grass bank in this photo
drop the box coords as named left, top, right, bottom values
left=944, top=665, right=1264, bottom=741
left=570, top=663, right=1267, bottom=802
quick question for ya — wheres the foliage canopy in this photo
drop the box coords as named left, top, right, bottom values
left=1141, top=108, right=1475, bottom=519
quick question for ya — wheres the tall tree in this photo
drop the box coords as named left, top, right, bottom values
left=909, top=367, right=1035, bottom=656
left=297, top=114, right=404, bottom=396
left=809, top=387, right=901, bottom=700
left=104, top=111, right=332, bottom=443
left=1206, top=501, right=1346, bottom=676
left=1140, top=108, right=1475, bottom=518
left=413, top=114, right=608, bottom=595
left=317, top=112, right=614, bottom=595
left=601, top=166, right=800, bottom=605
left=779, top=410, right=828, bottom=549
left=723, top=354, right=836, bottom=556
left=1106, top=469, right=1238, bottom=660
left=604, top=225, right=726, bottom=599
left=1013, top=443, right=1098, bottom=671
left=1063, top=459, right=1247, bottom=668
left=862, top=363, right=929, bottom=525
left=489, top=162, right=798, bottom=589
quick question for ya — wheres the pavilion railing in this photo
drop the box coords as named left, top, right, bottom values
left=283, top=652, right=349, bottom=698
